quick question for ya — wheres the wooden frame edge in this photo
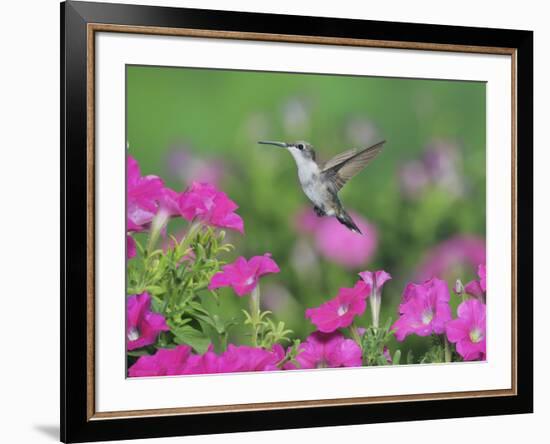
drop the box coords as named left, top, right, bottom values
left=88, top=23, right=516, bottom=55
left=511, top=49, right=518, bottom=396
left=85, top=23, right=519, bottom=421
left=87, top=23, right=96, bottom=421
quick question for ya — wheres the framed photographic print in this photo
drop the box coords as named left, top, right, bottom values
left=61, top=1, right=533, bottom=442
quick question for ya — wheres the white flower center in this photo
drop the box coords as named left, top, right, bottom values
left=245, top=276, right=255, bottom=285
left=127, top=327, right=140, bottom=341
left=421, top=309, right=434, bottom=325
left=469, top=328, right=483, bottom=343
left=337, top=304, right=349, bottom=316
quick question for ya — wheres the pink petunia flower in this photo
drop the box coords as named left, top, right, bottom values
left=398, top=160, right=430, bottom=199
left=422, top=139, right=464, bottom=196
left=391, top=277, right=452, bottom=341
left=294, top=207, right=378, bottom=269
left=127, top=292, right=170, bottom=350
left=284, top=331, right=362, bottom=369
left=166, top=148, right=226, bottom=187
left=446, top=299, right=486, bottom=361
left=464, top=264, right=487, bottom=300
left=180, top=345, right=225, bottom=375
left=127, top=234, right=137, bottom=259
left=358, top=270, right=392, bottom=290
left=127, top=155, right=165, bottom=229
left=218, top=345, right=282, bottom=372
left=178, top=182, right=244, bottom=233
left=208, top=254, right=280, bottom=296
left=358, top=270, right=392, bottom=328
left=478, top=264, right=486, bottom=292
left=128, top=345, right=192, bottom=377
left=398, top=139, right=464, bottom=200
left=383, top=346, right=393, bottom=364
left=134, top=344, right=284, bottom=376
left=149, top=186, right=183, bottom=239
left=271, top=343, right=287, bottom=363
left=294, top=206, right=322, bottom=234
left=126, top=220, right=142, bottom=232
left=157, top=187, right=181, bottom=219
left=305, top=280, right=370, bottom=333
left=416, top=235, right=486, bottom=282
left=464, top=281, right=484, bottom=298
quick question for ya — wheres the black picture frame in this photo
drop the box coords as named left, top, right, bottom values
left=61, top=1, right=533, bottom=442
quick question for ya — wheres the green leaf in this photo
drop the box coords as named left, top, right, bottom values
left=151, top=298, right=165, bottom=313
left=167, top=316, right=192, bottom=329
left=187, top=301, right=210, bottom=314
left=168, top=234, right=178, bottom=247
left=392, top=350, right=401, bottom=366
left=127, top=349, right=151, bottom=357
left=241, top=309, right=253, bottom=325
left=145, top=285, right=166, bottom=295
left=173, top=325, right=211, bottom=354
left=134, top=237, right=145, bottom=255
left=192, top=313, right=226, bottom=334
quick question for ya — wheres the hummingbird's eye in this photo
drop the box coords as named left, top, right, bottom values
left=297, top=144, right=304, bottom=150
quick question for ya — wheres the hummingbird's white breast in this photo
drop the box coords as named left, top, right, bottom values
left=288, top=148, right=332, bottom=212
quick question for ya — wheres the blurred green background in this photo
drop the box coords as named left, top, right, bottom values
left=127, top=65, right=486, bottom=360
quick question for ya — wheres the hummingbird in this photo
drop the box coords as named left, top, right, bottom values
left=258, top=140, right=385, bottom=234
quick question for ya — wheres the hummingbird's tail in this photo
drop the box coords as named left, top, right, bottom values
left=336, top=209, right=362, bottom=235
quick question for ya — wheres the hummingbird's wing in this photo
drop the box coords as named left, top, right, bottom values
left=321, top=141, right=385, bottom=191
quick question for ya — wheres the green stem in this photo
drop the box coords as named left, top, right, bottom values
left=178, top=221, right=201, bottom=253
left=369, top=291, right=380, bottom=329
left=221, top=332, right=228, bottom=352
left=146, top=213, right=168, bottom=255
left=249, top=285, right=261, bottom=347
left=349, top=323, right=362, bottom=347
left=443, top=335, right=452, bottom=363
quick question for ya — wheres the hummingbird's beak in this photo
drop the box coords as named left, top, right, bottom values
left=258, top=140, right=288, bottom=148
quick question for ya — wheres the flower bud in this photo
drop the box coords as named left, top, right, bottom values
left=454, top=279, right=464, bottom=295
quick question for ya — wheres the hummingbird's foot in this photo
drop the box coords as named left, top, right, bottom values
left=313, top=205, right=326, bottom=217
